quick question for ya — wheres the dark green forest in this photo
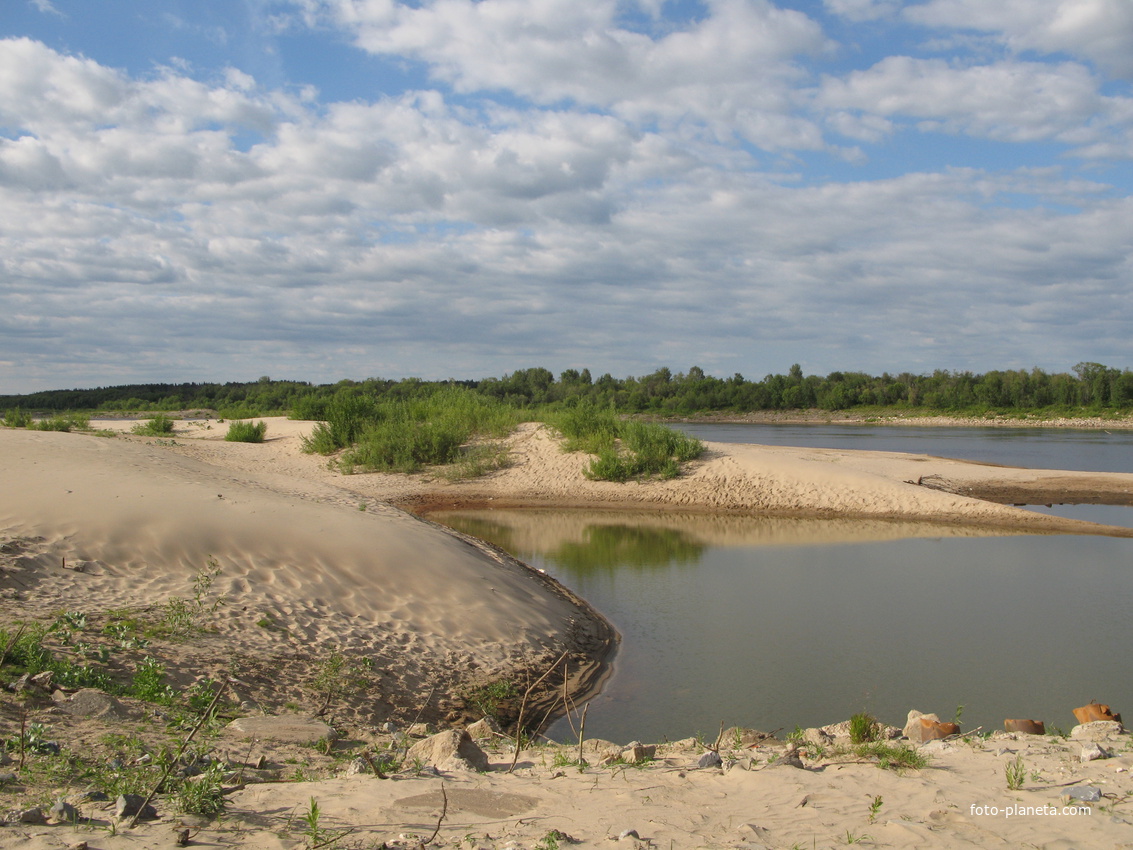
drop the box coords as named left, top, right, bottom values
left=3, top=362, right=1132, bottom=419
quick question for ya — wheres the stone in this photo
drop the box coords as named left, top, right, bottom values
left=13, top=807, right=46, bottom=824
left=342, top=758, right=370, bottom=776
left=1080, top=743, right=1111, bottom=762
left=696, top=751, right=722, bottom=769
left=466, top=717, right=502, bottom=740
left=618, top=829, right=641, bottom=840
left=226, top=716, right=336, bottom=744
left=904, top=711, right=960, bottom=743
left=49, top=798, right=79, bottom=822
left=620, top=742, right=656, bottom=763
left=1004, top=719, right=1045, bottom=735
left=1072, top=720, right=1124, bottom=740
left=115, top=794, right=157, bottom=820
left=1073, top=703, right=1122, bottom=725
left=406, top=729, right=489, bottom=772
left=1062, top=786, right=1102, bottom=804
left=407, top=722, right=435, bottom=738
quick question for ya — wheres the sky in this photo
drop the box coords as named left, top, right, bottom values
left=1, top=0, right=1131, bottom=393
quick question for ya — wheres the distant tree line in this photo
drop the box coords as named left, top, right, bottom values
left=3, top=362, right=1132, bottom=417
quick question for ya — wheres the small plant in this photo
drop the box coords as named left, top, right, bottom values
left=867, top=794, right=883, bottom=823
left=159, top=559, right=225, bottom=638
left=464, top=679, right=518, bottom=721
left=535, top=830, right=571, bottom=850
left=853, top=741, right=928, bottom=772
left=225, top=420, right=268, bottom=443
left=175, top=761, right=227, bottom=818
left=850, top=712, right=881, bottom=744
left=308, top=648, right=374, bottom=716
left=1006, top=755, right=1026, bottom=790
left=131, top=415, right=176, bottom=436
left=844, top=830, right=873, bottom=845
left=302, top=797, right=326, bottom=845
left=131, top=657, right=176, bottom=705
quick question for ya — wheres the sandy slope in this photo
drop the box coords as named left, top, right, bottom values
left=2, top=417, right=1132, bottom=848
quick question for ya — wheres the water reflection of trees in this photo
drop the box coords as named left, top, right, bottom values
left=546, top=524, right=705, bottom=574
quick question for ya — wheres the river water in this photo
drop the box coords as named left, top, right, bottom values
left=432, top=424, right=1133, bottom=744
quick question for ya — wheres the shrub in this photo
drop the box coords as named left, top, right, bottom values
left=131, top=415, right=176, bottom=436
left=2, top=408, right=32, bottom=428
left=225, top=420, right=267, bottom=443
left=338, top=388, right=519, bottom=473
left=30, top=413, right=89, bottom=432
left=552, top=411, right=703, bottom=482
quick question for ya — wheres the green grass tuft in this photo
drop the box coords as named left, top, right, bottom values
left=225, top=420, right=267, bottom=442
left=131, top=414, right=176, bottom=436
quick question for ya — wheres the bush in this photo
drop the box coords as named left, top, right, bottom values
left=2, top=408, right=32, bottom=428
left=30, top=413, right=89, bottom=432
left=131, top=415, right=176, bottom=436
left=549, top=406, right=704, bottom=482
left=338, top=388, right=520, bottom=473
left=225, top=420, right=267, bottom=443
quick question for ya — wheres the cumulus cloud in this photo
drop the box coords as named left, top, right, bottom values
left=304, top=0, right=831, bottom=152
left=906, top=0, right=1133, bottom=79
left=1, top=9, right=1132, bottom=392
left=817, top=56, right=1133, bottom=154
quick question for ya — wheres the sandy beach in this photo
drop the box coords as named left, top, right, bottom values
left=1, top=417, right=1131, bottom=848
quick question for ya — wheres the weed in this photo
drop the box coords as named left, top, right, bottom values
left=131, top=657, right=176, bottom=705
left=226, top=420, right=268, bottom=443
left=308, top=648, right=374, bottom=716
left=867, top=794, right=883, bottom=823
left=464, top=679, right=518, bottom=721
left=535, top=829, right=572, bottom=850
left=852, top=741, right=928, bottom=772
left=844, top=829, right=873, bottom=845
left=175, top=761, right=227, bottom=818
left=1006, top=755, right=1027, bottom=790
left=157, top=559, right=225, bottom=638
left=131, top=415, right=176, bottom=436
left=849, top=712, right=881, bottom=744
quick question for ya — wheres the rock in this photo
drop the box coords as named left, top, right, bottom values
left=618, top=829, right=641, bottom=840
left=407, top=722, right=435, bottom=738
left=406, top=730, right=489, bottom=772
left=1072, top=721, right=1124, bottom=740
left=466, top=717, right=502, bottom=740
left=78, top=790, right=110, bottom=803
left=620, top=742, right=656, bottom=763
left=720, top=726, right=777, bottom=747
left=115, top=794, right=157, bottom=820
left=0, top=772, right=18, bottom=785
left=49, top=798, right=79, bottom=822
left=696, top=751, right=722, bottom=769
left=904, top=711, right=960, bottom=743
left=30, top=671, right=54, bottom=690
left=227, top=716, right=336, bottom=744
left=342, top=758, right=370, bottom=776
left=379, top=721, right=397, bottom=733
left=775, top=744, right=805, bottom=769
left=1062, top=786, right=1102, bottom=804
left=11, top=807, right=46, bottom=824
left=1080, top=743, right=1111, bottom=762
left=1004, top=719, right=1045, bottom=735
left=1073, top=703, right=1122, bottom=725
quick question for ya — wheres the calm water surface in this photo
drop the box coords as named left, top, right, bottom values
left=433, top=425, right=1133, bottom=743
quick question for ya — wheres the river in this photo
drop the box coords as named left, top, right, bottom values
left=432, top=424, right=1133, bottom=743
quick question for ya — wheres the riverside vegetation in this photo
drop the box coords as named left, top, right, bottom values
left=5, top=361, right=1133, bottom=421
